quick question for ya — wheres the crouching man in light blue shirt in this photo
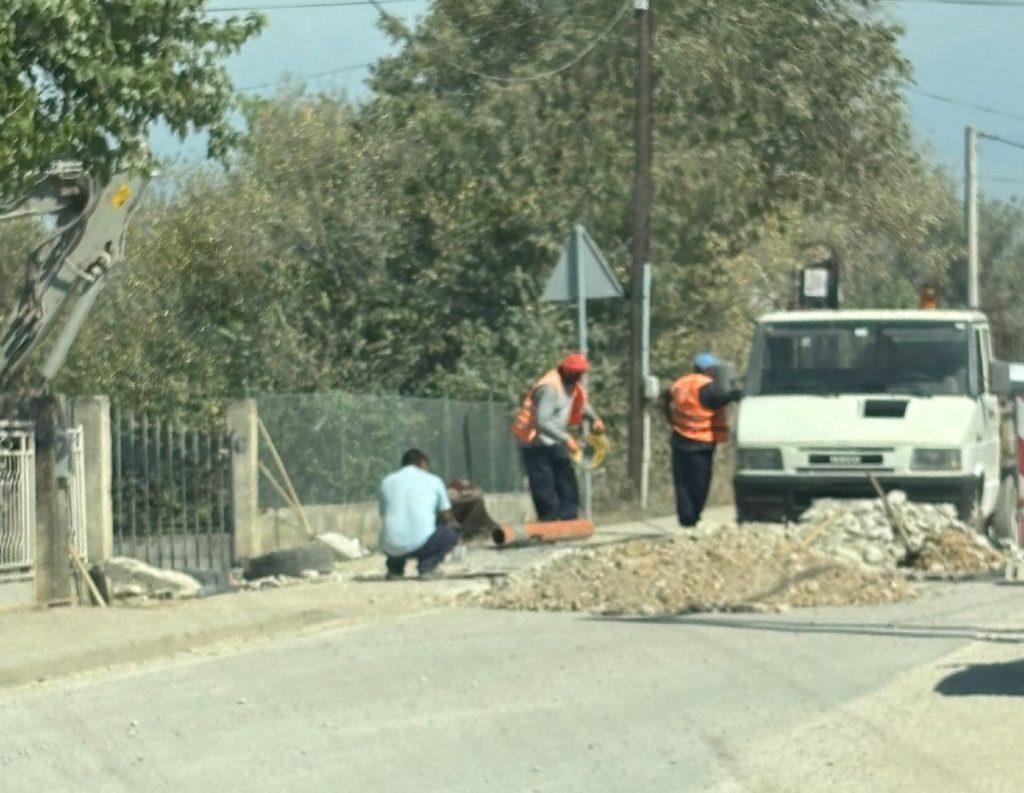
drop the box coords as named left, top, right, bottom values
left=379, top=449, right=459, bottom=580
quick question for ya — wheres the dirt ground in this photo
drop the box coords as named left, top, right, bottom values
left=475, top=524, right=911, bottom=615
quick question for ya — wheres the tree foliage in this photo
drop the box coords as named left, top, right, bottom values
left=51, top=0, right=1019, bottom=431
left=0, top=1, right=263, bottom=188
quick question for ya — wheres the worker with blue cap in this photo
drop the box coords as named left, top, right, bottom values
left=661, top=352, right=741, bottom=526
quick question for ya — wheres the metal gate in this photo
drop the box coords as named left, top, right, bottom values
left=0, top=421, right=35, bottom=575
left=112, top=410, right=235, bottom=571
left=65, top=425, right=88, bottom=561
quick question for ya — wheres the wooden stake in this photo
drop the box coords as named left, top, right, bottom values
left=69, top=551, right=107, bottom=608
left=259, top=460, right=314, bottom=538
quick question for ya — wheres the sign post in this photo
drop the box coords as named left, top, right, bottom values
left=542, top=225, right=624, bottom=518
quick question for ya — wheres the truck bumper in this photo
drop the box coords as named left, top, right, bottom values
left=734, top=473, right=982, bottom=522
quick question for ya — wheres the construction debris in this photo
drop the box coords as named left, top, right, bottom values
left=476, top=524, right=909, bottom=616
left=476, top=490, right=1020, bottom=616
left=798, top=492, right=1006, bottom=575
left=90, top=557, right=202, bottom=601
left=315, top=532, right=367, bottom=561
left=243, top=571, right=344, bottom=590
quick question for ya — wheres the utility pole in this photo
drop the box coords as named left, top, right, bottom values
left=965, top=125, right=980, bottom=309
left=628, top=0, right=653, bottom=499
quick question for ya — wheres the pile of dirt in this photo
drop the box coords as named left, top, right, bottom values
left=799, top=492, right=1007, bottom=574
left=476, top=525, right=909, bottom=616
left=912, top=530, right=1006, bottom=574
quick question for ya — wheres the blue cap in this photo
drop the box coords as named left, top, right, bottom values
left=694, top=352, right=719, bottom=370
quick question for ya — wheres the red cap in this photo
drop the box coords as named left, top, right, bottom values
left=559, top=353, right=590, bottom=375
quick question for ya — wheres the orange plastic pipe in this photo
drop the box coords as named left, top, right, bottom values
left=492, top=518, right=595, bottom=547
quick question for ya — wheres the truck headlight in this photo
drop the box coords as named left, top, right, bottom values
left=911, top=448, right=961, bottom=471
left=737, top=448, right=783, bottom=471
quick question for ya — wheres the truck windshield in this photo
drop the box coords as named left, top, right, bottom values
left=747, top=321, right=972, bottom=397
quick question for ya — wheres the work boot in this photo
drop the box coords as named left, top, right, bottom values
left=418, top=569, right=443, bottom=581
left=385, top=572, right=404, bottom=581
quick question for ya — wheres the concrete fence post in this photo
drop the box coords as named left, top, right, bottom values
left=32, top=395, right=73, bottom=605
left=71, top=396, right=114, bottom=564
left=228, top=399, right=260, bottom=562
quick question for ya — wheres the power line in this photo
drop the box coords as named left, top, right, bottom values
left=980, top=131, right=1024, bottom=152
left=205, top=0, right=418, bottom=12
left=236, top=62, right=372, bottom=92
left=886, top=0, right=1024, bottom=7
left=232, top=0, right=616, bottom=94
left=908, top=88, right=1024, bottom=124
left=982, top=175, right=1024, bottom=185
left=435, top=0, right=630, bottom=84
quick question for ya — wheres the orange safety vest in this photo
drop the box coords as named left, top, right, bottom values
left=512, top=369, right=587, bottom=444
left=669, top=372, right=729, bottom=444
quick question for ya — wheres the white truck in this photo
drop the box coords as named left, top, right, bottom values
left=733, top=309, right=1021, bottom=542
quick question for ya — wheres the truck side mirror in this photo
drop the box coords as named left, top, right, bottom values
left=990, top=359, right=1012, bottom=397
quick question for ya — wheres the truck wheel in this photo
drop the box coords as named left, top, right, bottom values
left=990, top=474, right=1018, bottom=545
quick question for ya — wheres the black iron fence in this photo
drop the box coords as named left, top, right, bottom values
left=112, top=409, right=234, bottom=571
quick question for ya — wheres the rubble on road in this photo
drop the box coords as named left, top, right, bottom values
left=798, top=492, right=1007, bottom=575
left=475, top=491, right=1020, bottom=617
left=90, top=557, right=202, bottom=601
left=475, top=524, right=909, bottom=616
left=315, top=532, right=368, bottom=561
left=242, top=571, right=344, bottom=590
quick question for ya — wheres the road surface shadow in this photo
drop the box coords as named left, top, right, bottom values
left=936, top=659, right=1024, bottom=696
left=592, top=615, right=1024, bottom=644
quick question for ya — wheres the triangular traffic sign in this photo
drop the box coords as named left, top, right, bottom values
left=541, top=225, right=625, bottom=302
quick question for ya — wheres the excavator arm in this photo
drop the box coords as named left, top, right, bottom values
left=0, top=162, right=148, bottom=392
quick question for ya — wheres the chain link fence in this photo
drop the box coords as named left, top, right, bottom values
left=256, top=392, right=525, bottom=507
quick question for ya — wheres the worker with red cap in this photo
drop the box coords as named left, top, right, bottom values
left=512, top=353, right=606, bottom=521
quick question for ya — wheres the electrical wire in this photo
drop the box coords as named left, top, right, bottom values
left=980, top=132, right=1024, bottom=152
left=982, top=175, right=1024, bottom=185
left=886, top=0, right=1024, bottom=7
left=908, top=88, right=1024, bottom=124
left=236, top=62, right=373, bottom=92
left=205, top=0, right=419, bottom=11
left=232, top=0, right=612, bottom=93
left=431, top=0, right=631, bottom=84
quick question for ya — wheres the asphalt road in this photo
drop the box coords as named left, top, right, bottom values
left=1, top=580, right=1022, bottom=792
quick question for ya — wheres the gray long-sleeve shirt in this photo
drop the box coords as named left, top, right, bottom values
left=531, top=382, right=598, bottom=446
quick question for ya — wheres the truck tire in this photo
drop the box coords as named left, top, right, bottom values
left=990, top=474, right=1018, bottom=545
left=243, top=543, right=336, bottom=581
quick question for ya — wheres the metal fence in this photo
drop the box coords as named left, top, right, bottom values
left=65, top=425, right=88, bottom=561
left=112, top=410, right=235, bottom=571
left=0, top=421, right=34, bottom=574
left=256, top=392, right=524, bottom=507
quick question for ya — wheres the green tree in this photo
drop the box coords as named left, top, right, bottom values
left=0, top=1, right=263, bottom=188
left=62, top=0, right=960, bottom=429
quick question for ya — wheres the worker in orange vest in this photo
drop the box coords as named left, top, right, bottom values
left=662, top=352, right=740, bottom=527
left=512, top=353, right=606, bottom=521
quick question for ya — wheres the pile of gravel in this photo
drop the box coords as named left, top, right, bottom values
left=475, top=525, right=909, bottom=616
left=798, top=492, right=1005, bottom=574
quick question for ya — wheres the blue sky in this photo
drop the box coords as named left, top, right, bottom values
left=155, top=1, right=1024, bottom=200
